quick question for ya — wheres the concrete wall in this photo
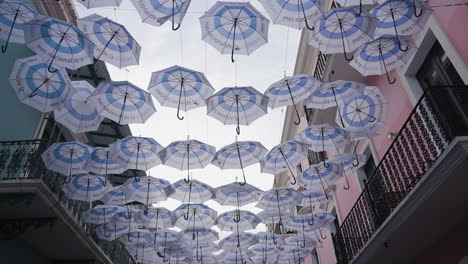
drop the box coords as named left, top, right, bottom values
left=0, top=239, right=50, bottom=263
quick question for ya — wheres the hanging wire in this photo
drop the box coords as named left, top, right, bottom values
left=283, top=27, right=290, bottom=77
left=179, top=27, right=185, bottom=66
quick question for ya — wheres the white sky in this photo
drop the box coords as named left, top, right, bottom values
left=73, top=0, right=301, bottom=237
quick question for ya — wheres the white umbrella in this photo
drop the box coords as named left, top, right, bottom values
left=0, top=1, right=38, bottom=52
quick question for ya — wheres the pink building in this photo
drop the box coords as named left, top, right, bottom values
left=275, top=1, right=468, bottom=264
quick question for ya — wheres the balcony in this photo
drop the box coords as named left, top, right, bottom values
left=0, top=139, right=135, bottom=264
left=333, top=85, right=468, bottom=264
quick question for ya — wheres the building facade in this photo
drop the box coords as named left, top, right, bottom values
left=275, top=1, right=468, bottom=264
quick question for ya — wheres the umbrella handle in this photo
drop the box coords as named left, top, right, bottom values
left=172, top=0, right=182, bottom=31
left=177, top=106, right=184, bottom=120
left=127, top=232, right=133, bottom=242
left=231, top=18, right=238, bottom=63
left=338, top=21, right=354, bottom=61
left=320, top=229, right=327, bottom=239
left=352, top=153, right=360, bottom=167
left=1, top=12, right=18, bottom=54
left=378, top=45, right=397, bottom=85
left=343, top=170, right=351, bottom=190
left=64, top=176, right=72, bottom=184
left=47, top=34, right=65, bottom=73
left=307, top=215, right=314, bottom=226
left=272, top=234, right=278, bottom=245
left=356, top=0, right=362, bottom=17
left=299, top=0, right=315, bottom=30
left=299, top=240, right=305, bottom=248
left=183, top=204, right=190, bottom=220
left=104, top=227, right=111, bottom=238
left=413, top=0, right=423, bottom=17
left=176, top=79, right=185, bottom=120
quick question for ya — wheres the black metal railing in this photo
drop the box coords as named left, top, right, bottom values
left=333, top=85, right=468, bottom=264
left=0, top=139, right=135, bottom=264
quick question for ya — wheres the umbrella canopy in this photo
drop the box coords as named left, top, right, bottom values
left=300, top=162, right=344, bottom=198
left=148, top=65, right=215, bottom=120
left=337, top=86, right=387, bottom=137
left=250, top=244, right=281, bottom=262
left=135, top=207, right=174, bottom=229
left=78, top=0, right=123, bottom=9
left=200, top=1, right=270, bottom=62
left=216, top=210, right=261, bottom=232
left=350, top=35, right=416, bottom=84
left=0, top=1, right=38, bottom=52
left=179, top=228, right=219, bottom=244
left=100, top=185, right=136, bottom=205
left=284, top=214, right=323, bottom=232
left=110, top=209, right=140, bottom=226
left=372, top=0, right=432, bottom=42
left=96, top=222, right=137, bottom=241
left=256, top=232, right=285, bottom=247
left=109, top=136, right=163, bottom=171
left=260, top=141, right=308, bottom=185
left=41, top=141, right=93, bottom=180
left=173, top=203, right=218, bottom=229
left=127, top=243, right=158, bottom=261
left=258, top=0, right=324, bottom=30
left=83, top=204, right=125, bottom=224
left=256, top=187, right=302, bottom=230
left=90, top=81, right=156, bottom=125
left=62, top=174, right=109, bottom=202
left=185, top=242, right=219, bottom=261
left=9, top=55, right=72, bottom=112
left=299, top=189, right=329, bottom=208
left=333, top=0, right=380, bottom=16
left=212, top=140, right=267, bottom=185
left=147, top=229, right=180, bottom=248
left=308, top=7, right=377, bottom=60
left=219, top=232, right=258, bottom=250
left=265, top=74, right=321, bottom=125
left=77, top=14, right=141, bottom=68
left=257, top=210, right=293, bottom=225
left=159, top=139, right=215, bottom=182
left=305, top=80, right=365, bottom=110
left=130, top=0, right=191, bottom=29
left=285, top=234, right=317, bottom=249
left=85, top=147, right=125, bottom=175
left=170, top=179, right=215, bottom=204
left=214, top=182, right=264, bottom=207
left=329, top=153, right=367, bottom=189
left=295, top=123, right=350, bottom=155
left=206, top=86, right=269, bottom=135
left=220, top=250, right=254, bottom=264
left=119, top=229, right=152, bottom=245
left=24, top=16, right=94, bottom=71
left=122, top=176, right=173, bottom=209
left=53, top=80, right=103, bottom=133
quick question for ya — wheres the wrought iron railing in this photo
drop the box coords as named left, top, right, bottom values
left=332, top=85, right=468, bottom=264
left=0, top=139, right=135, bottom=264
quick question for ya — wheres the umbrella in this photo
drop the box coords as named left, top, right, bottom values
left=119, top=229, right=152, bottom=245
left=159, top=139, right=215, bottom=182
left=220, top=250, right=254, bottom=264
left=158, top=244, right=190, bottom=263
left=147, top=229, right=179, bottom=248
left=9, top=55, right=72, bottom=112
left=350, top=35, right=416, bottom=84
left=130, top=0, right=191, bottom=30
left=337, top=86, right=387, bottom=137
left=295, top=123, right=350, bottom=164
left=109, top=136, right=163, bottom=172
left=170, top=179, right=215, bottom=211
left=329, top=153, right=367, bottom=189
left=148, top=65, right=215, bottom=120
left=53, top=80, right=103, bottom=133
left=250, top=244, right=281, bottom=263
left=308, top=7, right=377, bottom=61
left=333, top=0, right=380, bottom=16
left=284, top=214, right=323, bottom=238
left=300, top=189, right=330, bottom=208
left=83, top=204, right=125, bottom=225
left=300, top=162, right=343, bottom=199
left=96, top=222, right=137, bottom=241
left=41, top=141, right=93, bottom=182
left=206, top=86, right=269, bottom=135
left=216, top=210, right=261, bottom=232
left=214, top=182, right=264, bottom=207
left=212, top=140, right=267, bottom=185
left=305, top=80, right=365, bottom=113
left=173, top=203, right=218, bottom=230
left=62, top=174, right=110, bottom=202
left=121, top=176, right=173, bottom=211
left=256, top=187, right=303, bottom=229
left=135, top=207, right=174, bottom=229
left=256, top=210, right=293, bottom=226
left=219, top=232, right=258, bottom=250
left=264, top=74, right=321, bottom=125
left=0, top=1, right=38, bottom=53
left=78, top=0, right=123, bottom=9
left=90, top=81, right=156, bottom=125
left=77, top=14, right=141, bottom=68
left=256, top=232, right=285, bottom=247
left=85, top=147, right=125, bottom=176
left=180, top=228, right=219, bottom=261
left=127, top=243, right=158, bottom=261
left=24, top=16, right=94, bottom=71
left=260, top=141, right=308, bottom=185
left=372, top=0, right=432, bottom=47
left=257, top=0, right=324, bottom=30
left=100, top=185, right=136, bottom=205
left=200, top=1, right=270, bottom=62
left=110, top=208, right=139, bottom=226
left=285, top=234, right=317, bottom=249
left=185, top=242, right=219, bottom=262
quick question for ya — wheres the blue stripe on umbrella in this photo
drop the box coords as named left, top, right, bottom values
left=25, top=64, right=66, bottom=98
left=93, top=18, right=134, bottom=52
left=52, top=142, right=91, bottom=164
left=358, top=36, right=400, bottom=62
left=214, top=5, right=257, bottom=40
left=162, top=66, right=203, bottom=96
left=267, top=76, right=308, bottom=96
left=39, top=20, right=85, bottom=54
left=317, top=8, right=363, bottom=40
left=342, top=95, right=377, bottom=127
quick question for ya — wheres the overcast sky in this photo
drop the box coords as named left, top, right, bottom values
left=73, top=0, right=301, bottom=236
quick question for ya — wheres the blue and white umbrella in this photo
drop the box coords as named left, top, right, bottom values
left=159, top=139, right=215, bottom=182
left=54, top=81, right=103, bottom=133
left=131, top=0, right=191, bottom=29
left=146, top=229, right=179, bottom=248
left=333, top=0, right=380, bottom=16
left=305, top=80, right=365, bottom=111
left=78, top=0, right=123, bottom=9
left=170, top=179, right=215, bottom=204
left=212, top=140, right=267, bottom=185
left=62, top=174, right=110, bottom=202
left=220, top=250, right=254, bottom=264
left=90, top=81, right=156, bottom=125
left=256, top=187, right=302, bottom=230
left=329, top=153, right=367, bottom=189
left=214, top=182, right=264, bottom=207
left=0, top=1, right=38, bottom=53
left=119, top=229, right=152, bottom=245
left=372, top=0, right=432, bottom=44
left=206, top=86, right=269, bottom=135
left=260, top=141, right=308, bottom=185
left=77, top=14, right=141, bottom=68
left=180, top=228, right=219, bottom=260
left=127, top=243, right=158, bottom=262
left=135, top=207, right=174, bottom=229
left=41, top=141, right=93, bottom=180
left=285, top=234, right=317, bottom=249
left=219, top=232, right=258, bottom=253
left=258, top=0, right=324, bottom=30
left=96, top=222, right=137, bottom=241
left=122, top=176, right=173, bottom=210
left=350, top=35, right=416, bottom=84
left=148, top=65, right=215, bottom=120
left=83, top=204, right=125, bottom=225
left=278, top=248, right=307, bottom=264
left=300, top=162, right=343, bottom=198
left=256, top=232, right=285, bottom=247
left=265, top=74, right=321, bottom=125
left=200, top=1, right=270, bottom=62
left=250, top=244, right=281, bottom=261
left=300, top=189, right=329, bottom=208
left=85, top=147, right=125, bottom=175
left=173, top=203, right=217, bottom=229
left=158, top=245, right=190, bottom=263
left=9, top=55, right=72, bottom=112
left=308, top=7, right=377, bottom=61
left=109, top=136, right=163, bottom=171
left=216, top=210, right=261, bottom=232
left=185, top=242, right=219, bottom=261
left=337, top=86, right=387, bottom=137
left=295, top=123, right=350, bottom=154
left=284, top=214, right=323, bottom=234
left=100, top=185, right=136, bottom=205
left=24, top=16, right=94, bottom=71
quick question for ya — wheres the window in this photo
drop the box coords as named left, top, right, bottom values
left=357, top=147, right=376, bottom=191
left=311, top=248, right=320, bottom=264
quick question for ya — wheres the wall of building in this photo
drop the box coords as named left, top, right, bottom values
left=0, top=239, right=50, bottom=263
